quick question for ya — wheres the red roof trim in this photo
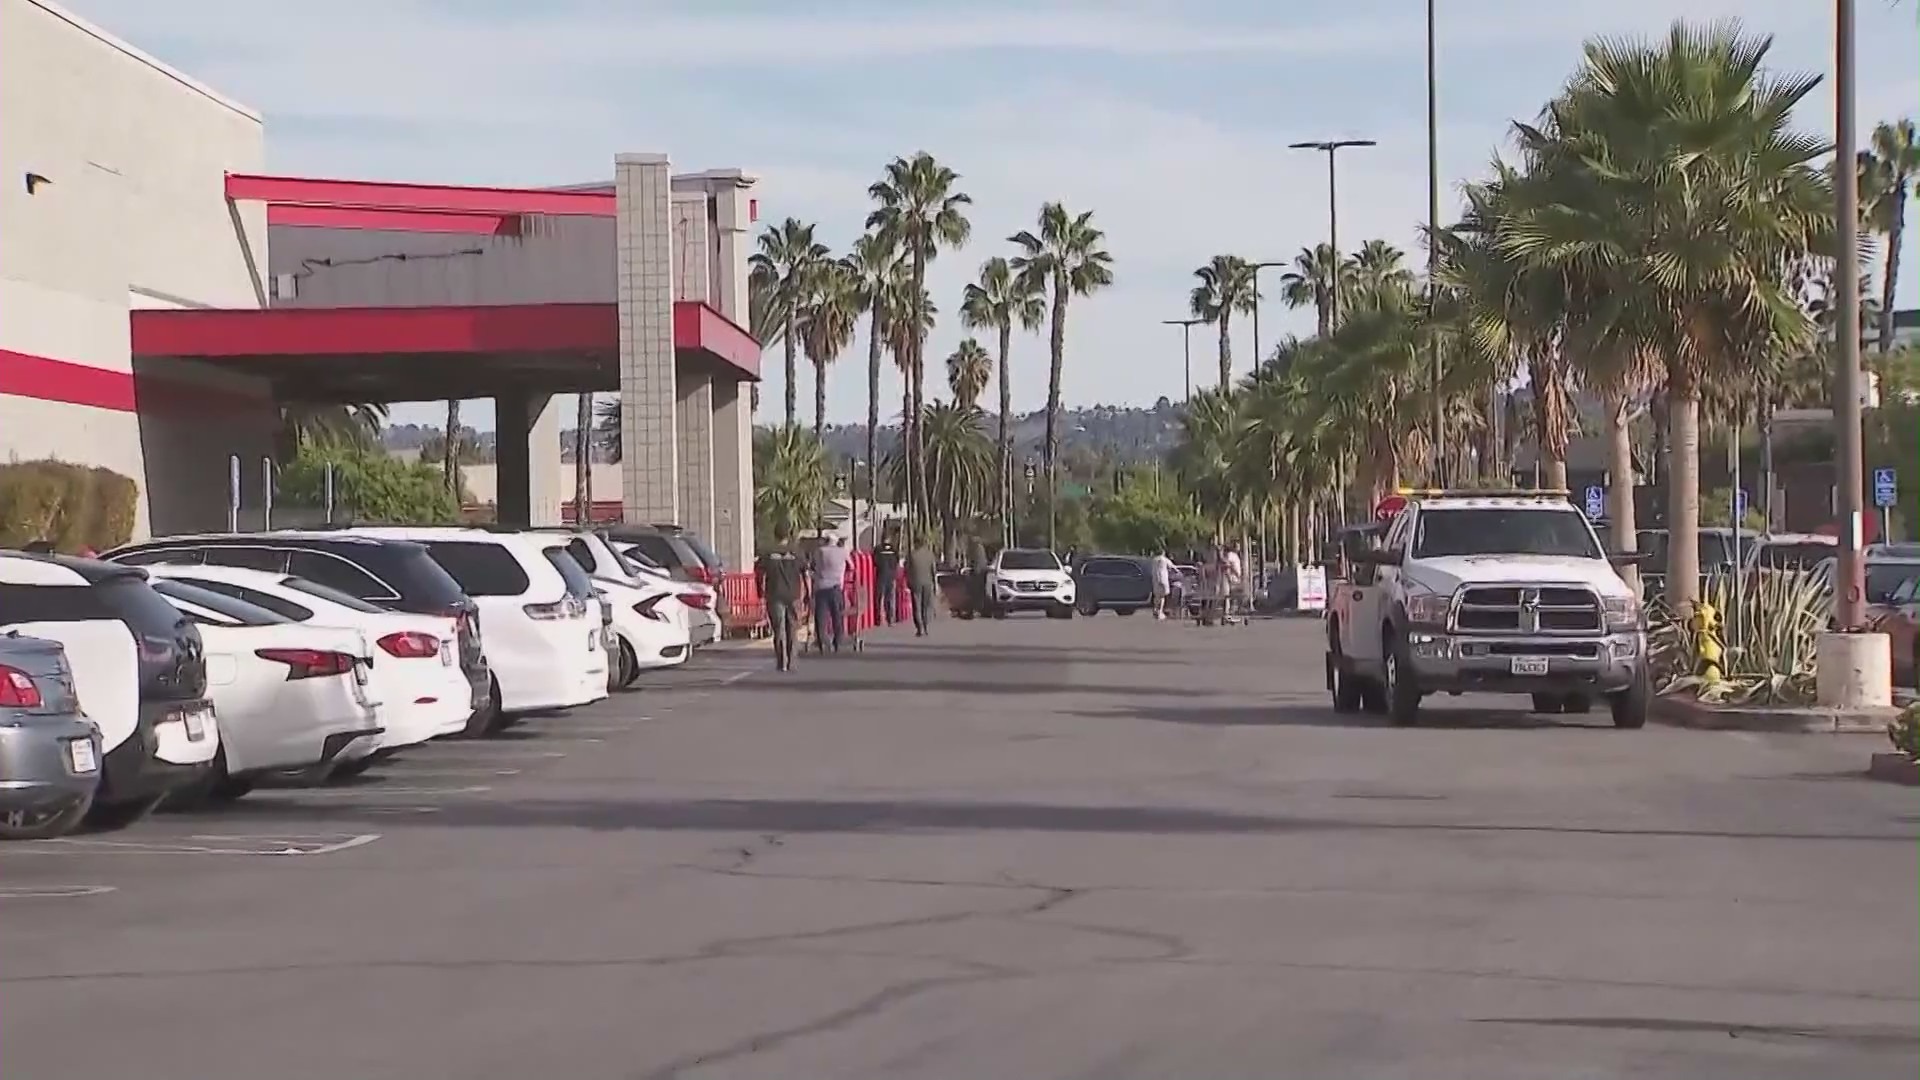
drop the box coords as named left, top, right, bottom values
left=227, top=173, right=615, bottom=217
left=0, top=350, right=270, bottom=414
left=268, top=204, right=523, bottom=236
left=674, top=302, right=762, bottom=379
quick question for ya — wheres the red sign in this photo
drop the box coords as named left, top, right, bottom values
left=1373, top=494, right=1408, bottom=521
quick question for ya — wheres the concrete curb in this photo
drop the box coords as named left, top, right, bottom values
left=1652, top=695, right=1895, bottom=734
left=1867, top=753, right=1920, bottom=786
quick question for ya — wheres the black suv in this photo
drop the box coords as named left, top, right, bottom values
left=0, top=554, right=215, bottom=827
left=1072, top=555, right=1154, bottom=616
left=102, top=533, right=492, bottom=733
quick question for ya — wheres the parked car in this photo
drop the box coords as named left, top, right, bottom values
left=148, top=580, right=382, bottom=802
left=138, top=565, right=479, bottom=761
left=611, top=540, right=721, bottom=645
left=0, top=553, right=218, bottom=828
left=0, top=632, right=103, bottom=839
left=605, top=524, right=716, bottom=584
left=1072, top=555, right=1153, bottom=616
left=101, top=533, right=491, bottom=734
left=986, top=548, right=1076, bottom=618
left=534, top=531, right=693, bottom=684
left=342, top=528, right=609, bottom=719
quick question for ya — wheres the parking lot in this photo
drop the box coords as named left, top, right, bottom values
left=2, top=615, right=1916, bottom=1079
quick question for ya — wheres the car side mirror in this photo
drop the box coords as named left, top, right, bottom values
left=1607, top=551, right=1653, bottom=567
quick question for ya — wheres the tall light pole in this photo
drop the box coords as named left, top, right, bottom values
left=1425, top=0, right=1446, bottom=486
left=1289, top=138, right=1377, bottom=329
left=1249, top=260, right=1288, bottom=370
left=1162, top=318, right=1204, bottom=402
left=1833, top=0, right=1867, bottom=630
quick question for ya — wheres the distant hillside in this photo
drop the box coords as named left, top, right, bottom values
left=806, top=399, right=1186, bottom=466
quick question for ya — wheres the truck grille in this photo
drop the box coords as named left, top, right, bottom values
left=1454, top=586, right=1602, bottom=634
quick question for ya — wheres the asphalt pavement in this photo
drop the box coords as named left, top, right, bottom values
left=2, top=611, right=1915, bottom=1079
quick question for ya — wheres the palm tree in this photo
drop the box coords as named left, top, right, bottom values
left=442, top=400, right=461, bottom=495
left=946, top=339, right=992, bottom=407
left=594, top=397, right=623, bottom=462
left=1508, top=21, right=1831, bottom=607
left=1188, top=255, right=1259, bottom=390
left=885, top=401, right=995, bottom=552
left=749, top=218, right=830, bottom=427
left=960, top=255, right=1045, bottom=528
left=1010, top=202, right=1115, bottom=547
left=573, top=393, right=592, bottom=522
left=1172, top=387, right=1247, bottom=539
left=279, top=402, right=388, bottom=460
left=846, top=231, right=903, bottom=516
left=867, top=153, right=973, bottom=525
left=754, top=425, right=832, bottom=544
left=886, top=282, right=938, bottom=513
left=798, top=260, right=860, bottom=439
left=1351, top=240, right=1415, bottom=296
left=1279, top=243, right=1345, bottom=337
left=1863, top=119, right=1919, bottom=353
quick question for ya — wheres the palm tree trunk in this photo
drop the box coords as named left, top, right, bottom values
left=1650, top=391, right=1670, bottom=496
left=1878, top=189, right=1906, bottom=353
left=1758, top=388, right=1776, bottom=530
left=574, top=393, right=593, bottom=525
left=1603, top=391, right=1640, bottom=595
left=813, top=358, right=827, bottom=441
left=997, top=322, right=1013, bottom=536
left=1665, top=389, right=1703, bottom=609
left=910, top=247, right=929, bottom=532
left=1045, top=276, right=1070, bottom=549
left=910, top=362, right=927, bottom=527
left=1217, top=315, right=1233, bottom=390
left=1315, top=293, right=1331, bottom=338
left=1530, top=354, right=1570, bottom=492
left=867, top=302, right=882, bottom=535
left=900, top=383, right=914, bottom=530
left=783, top=312, right=799, bottom=428
left=443, top=399, right=461, bottom=495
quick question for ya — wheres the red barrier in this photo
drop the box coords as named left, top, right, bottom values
left=719, top=571, right=766, bottom=638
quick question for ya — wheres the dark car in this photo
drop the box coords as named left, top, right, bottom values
left=101, top=532, right=491, bottom=734
left=652, top=523, right=726, bottom=580
left=604, top=524, right=721, bottom=584
left=1072, top=555, right=1153, bottom=616
left=0, top=554, right=215, bottom=828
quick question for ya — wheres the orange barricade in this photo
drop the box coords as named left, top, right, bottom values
left=719, top=571, right=766, bottom=638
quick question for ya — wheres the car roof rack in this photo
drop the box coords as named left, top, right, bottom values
left=1396, top=487, right=1571, bottom=499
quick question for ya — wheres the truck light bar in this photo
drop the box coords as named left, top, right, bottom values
left=1393, top=488, right=1571, bottom=498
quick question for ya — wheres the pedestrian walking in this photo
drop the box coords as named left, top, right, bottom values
left=1149, top=546, right=1175, bottom=620
left=810, top=534, right=852, bottom=654
left=873, top=531, right=901, bottom=625
left=754, top=532, right=806, bottom=672
left=905, top=532, right=938, bottom=637
left=1221, top=542, right=1247, bottom=625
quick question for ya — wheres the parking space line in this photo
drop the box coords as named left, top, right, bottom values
left=267, top=785, right=490, bottom=800
left=0, top=885, right=117, bottom=899
left=4, top=833, right=381, bottom=857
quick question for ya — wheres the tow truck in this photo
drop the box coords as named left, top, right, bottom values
left=1323, top=489, right=1651, bottom=729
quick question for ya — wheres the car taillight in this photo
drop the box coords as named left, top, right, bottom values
left=633, top=596, right=668, bottom=621
left=255, top=648, right=356, bottom=680
left=678, top=592, right=712, bottom=610
left=378, top=631, right=441, bottom=658
left=691, top=565, right=716, bottom=585
left=523, top=596, right=585, bottom=620
left=0, top=666, right=43, bottom=708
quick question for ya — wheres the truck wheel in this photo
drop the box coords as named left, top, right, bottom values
left=1610, top=667, right=1650, bottom=729
left=1383, top=630, right=1421, bottom=727
left=1359, top=679, right=1389, bottom=714
left=1328, top=650, right=1362, bottom=713
left=1531, top=693, right=1565, bottom=714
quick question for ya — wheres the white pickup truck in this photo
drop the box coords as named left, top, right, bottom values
left=1324, top=490, right=1650, bottom=728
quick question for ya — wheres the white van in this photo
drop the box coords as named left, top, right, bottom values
left=342, top=528, right=609, bottom=715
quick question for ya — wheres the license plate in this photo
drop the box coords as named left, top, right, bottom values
left=353, top=661, right=370, bottom=686
left=182, top=708, right=209, bottom=740
left=66, top=738, right=97, bottom=774
left=1510, top=656, right=1550, bottom=676
left=440, top=641, right=455, bottom=667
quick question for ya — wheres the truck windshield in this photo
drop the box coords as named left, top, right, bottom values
left=1413, top=509, right=1601, bottom=559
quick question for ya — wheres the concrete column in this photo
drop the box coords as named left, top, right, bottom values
left=495, top=389, right=561, bottom=527
left=672, top=191, right=711, bottom=304
left=1815, top=632, right=1893, bottom=708
left=709, top=179, right=753, bottom=325
left=711, top=377, right=755, bottom=566
left=616, top=152, right=678, bottom=524
left=675, top=363, right=715, bottom=538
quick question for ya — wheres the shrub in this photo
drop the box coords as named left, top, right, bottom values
left=1649, top=568, right=1832, bottom=705
left=0, top=460, right=140, bottom=552
left=1890, top=704, right=1920, bottom=760
left=277, top=445, right=462, bottom=525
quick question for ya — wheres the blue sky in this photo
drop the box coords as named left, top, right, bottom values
left=69, top=0, right=1920, bottom=431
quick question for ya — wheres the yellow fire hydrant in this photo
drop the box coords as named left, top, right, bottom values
left=1690, top=600, right=1724, bottom=686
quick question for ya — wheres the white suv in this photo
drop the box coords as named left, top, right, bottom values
left=344, top=528, right=609, bottom=717
left=987, top=548, right=1077, bottom=619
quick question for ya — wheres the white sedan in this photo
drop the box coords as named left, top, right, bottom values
left=147, top=580, right=383, bottom=802
left=615, top=542, right=721, bottom=645
left=141, top=565, right=478, bottom=762
left=533, top=535, right=691, bottom=687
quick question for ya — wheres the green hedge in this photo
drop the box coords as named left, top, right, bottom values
left=0, top=460, right=139, bottom=552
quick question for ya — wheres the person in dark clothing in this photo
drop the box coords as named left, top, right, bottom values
left=966, top=539, right=990, bottom=617
left=872, top=533, right=901, bottom=625
left=905, top=534, right=938, bottom=637
left=755, top=534, right=808, bottom=671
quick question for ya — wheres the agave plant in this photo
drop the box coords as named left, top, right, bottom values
left=1650, top=568, right=1832, bottom=704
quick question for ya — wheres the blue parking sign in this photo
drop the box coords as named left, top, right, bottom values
left=1736, top=488, right=1748, bottom=519
left=1583, top=486, right=1604, bottom=519
left=1874, top=467, right=1897, bottom=509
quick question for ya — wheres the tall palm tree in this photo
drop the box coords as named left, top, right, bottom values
left=1279, top=243, right=1345, bottom=337
left=754, top=425, right=832, bottom=543
left=441, top=400, right=461, bottom=495
left=846, top=232, right=903, bottom=515
left=279, top=402, right=388, bottom=462
left=885, top=401, right=995, bottom=551
left=798, top=260, right=860, bottom=439
left=573, top=393, right=592, bottom=522
left=749, top=218, right=830, bottom=427
left=886, top=282, right=938, bottom=513
left=867, top=153, right=973, bottom=525
left=1350, top=240, right=1415, bottom=296
left=1188, top=255, right=1259, bottom=390
left=1010, top=202, right=1116, bottom=547
left=946, top=339, right=992, bottom=407
left=1508, top=20, right=1831, bottom=607
left=1863, top=119, right=1919, bottom=353
left=960, top=255, right=1045, bottom=528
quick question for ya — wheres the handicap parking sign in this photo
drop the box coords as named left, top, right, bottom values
left=1874, top=467, right=1898, bottom=509
left=1583, top=486, right=1604, bottom=519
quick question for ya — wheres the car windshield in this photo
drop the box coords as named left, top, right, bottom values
left=1412, top=509, right=1601, bottom=559
left=1000, top=549, right=1061, bottom=571
left=1867, top=563, right=1920, bottom=604
left=152, top=580, right=291, bottom=626
left=278, top=576, right=386, bottom=613
left=1753, top=542, right=1835, bottom=571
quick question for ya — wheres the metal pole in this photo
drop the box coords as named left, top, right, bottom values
left=1426, top=0, right=1446, bottom=486
left=1834, top=0, right=1867, bottom=630
left=1326, top=148, right=1342, bottom=329
left=1731, top=423, right=1743, bottom=649
left=1251, top=292, right=1260, bottom=375
left=323, top=462, right=335, bottom=524
left=261, top=457, right=275, bottom=532
left=1183, top=323, right=1192, bottom=401
left=227, top=454, right=240, bottom=533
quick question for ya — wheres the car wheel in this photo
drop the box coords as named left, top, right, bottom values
left=616, top=639, right=641, bottom=690
left=82, top=793, right=162, bottom=833
left=462, top=676, right=503, bottom=738
left=1115, top=607, right=1137, bottom=617
left=330, top=755, right=378, bottom=780
left=1384, top=630, right=1422, bottom=727
left=1531, top=693, right=1566, bottom=714
left=1328, top=648, right=1363, bottom=713
left=0, top=795, right=93, bottom=841
left=481, top=677, right=515, bottom=735
left=1610, top=666, right=1650, bottom=729
left=1078, top=596, right=1099, bottom=616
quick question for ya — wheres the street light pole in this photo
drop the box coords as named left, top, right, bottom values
left=1163, top=318, right=1204, bottom=402
left=1426, top=0, right=1446, bottom=486
left=1289, top=139, right=1377, bottom=330
left=1833, top=0, right=1867, bottom=630
left=1249, top=261, right=1288, bottom=371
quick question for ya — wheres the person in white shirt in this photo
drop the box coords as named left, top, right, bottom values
left=1149, top=548, right=1175, bottom=620
left=1221, top=543, right=1246, bottom=624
